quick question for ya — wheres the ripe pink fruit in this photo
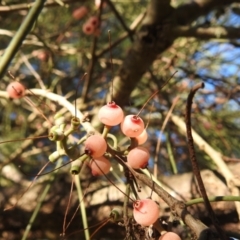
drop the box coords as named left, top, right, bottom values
left=135, top=129, right=148, bottom=145
left=82, top=22, right=95, bottom=35
left=87, top=16, right=99, bottom=28
left=121, top=115, right=145, bottom=138
left=6, top=81, right=25, bottom=99
left=89, top=156, right=111, bottom=176
left=133, top=199, right=160, bottom=226
left=84, top=135, right=107, bottom=158
left=82, top=16, right=100, bottom=35
left=159, top=232, right=182, bottom=240
left=36, top=50, right=49, bottom=62
left=72, top=6, right=88, bottom=20
left=127, top=146, right=150, bottom=169
left=98, top=101, right=124, bottom=126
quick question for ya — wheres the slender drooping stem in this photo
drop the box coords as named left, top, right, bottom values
left=186, top=195, right=240, bottom=206
left=185, top=82, right=226, bottom=240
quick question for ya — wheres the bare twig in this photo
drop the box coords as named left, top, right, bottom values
left=81, top=1, right=104, bottom=101
left=105, top=0, right=134, bottom=41
left=96, top=12, right=145, bottom=58
left=185, top=82, right=226, bottom=240
left=171, top=114, right=240, bottom=218
left=153, top=96, right=179, bottom=177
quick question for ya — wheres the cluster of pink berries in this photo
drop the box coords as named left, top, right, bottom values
left=71, top=6, right=100, bottom=36
left=83, top=100, right=150, bottom=176
left=5, top=82, right=182, bottom=239
left=82, top=16, right=100, bottom=36
left=5, top=83, right=149, bottom=175
left=83, top=100, right=162, bottom=228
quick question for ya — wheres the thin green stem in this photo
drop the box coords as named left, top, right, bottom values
left=74, top=174, right=90, bottom=240
left=186, top=195, right=240, bottom=206
left=21, top=159, right=62, bottom=240
left=106, top=133, right=118, bottom=148
left=166, top=130, right=178, bottom=174
left=102, top=125, right=111, bottom=138
left=0, top=0, right=46, bottom=79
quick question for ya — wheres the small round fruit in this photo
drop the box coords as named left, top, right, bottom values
left=121, top=115, right=145, bottom=138
left=127, top=146, right=149, bottom=169
left=82, top=22, right=95, bottom=35
left=89, top=156, right=111, bottom=176
left=72, top=6, right=88, bottom=20
left=135, top=129, right=148, bottom=145
left=87, top=16, right=99, bottom=28
left=98, top=101, right=124, bottom=126
left=36, top=50, right=49, bottom=62
left=159, top=232, right=182, bottom=240
left=84, top=135, right=107, bottom=158
left=133, top=199, right=160, bottom=226
left=6, top=81, right=25, bottom=99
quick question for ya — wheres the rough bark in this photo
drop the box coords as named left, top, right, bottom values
left=112, top=0, right=240, bottom=106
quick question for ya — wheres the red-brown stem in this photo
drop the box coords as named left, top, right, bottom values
left=65, top=181, right=90, bottom=232
left=35, top=153, right=86, bottom=177
left=4, top=161, right=50, bottom=211
left=62, top=175, right=74, bottom=236
left=23, top=96, right=52, bottom=126
left=185, top=82, right=226, bottom=240
left=65, top=218, right=109, bottom=239
left=27, top=88, right=55, bottom=112
left=90, top=218, right=110, bottom=239
left=136, top=90, right=159, bottom=117
left=136, top=71, right=178, bottom=117
left=92, top=158, right=135, bottom=202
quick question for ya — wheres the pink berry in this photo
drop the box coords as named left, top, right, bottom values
left=135, top=129, right=148, bottom=145
left=87, top=16, right=99, bottom=28
left=121, top=115, right=145, bottom=138
left=159, top=232, right=182, bottom=240
left=6, top=81, right=25, bottom=99
left=133, top=199, right=160, bottom=226
left=82, top=22, right=95, bottom=35
left=98, top=101, right=124, bottom=126
left=84, top=135, right=107, bottom=158
left=127, top=146, right=149, bottom=169
left=36, top=50, right=49, bottom=62
left=72, top=6, right=88, bottom=20
left=89, top=156, right=111, bottom=176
